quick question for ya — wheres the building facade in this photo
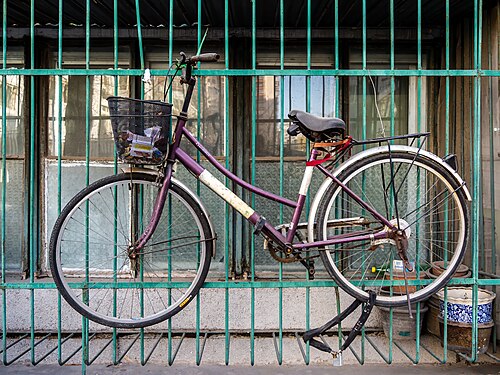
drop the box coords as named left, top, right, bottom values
left=0, top=0, right=499, bottom=368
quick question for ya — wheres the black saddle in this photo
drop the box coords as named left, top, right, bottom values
left=288, top=110, right=346, bottom=142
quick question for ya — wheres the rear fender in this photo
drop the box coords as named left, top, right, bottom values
left=307, top=146, right=472, bottom=243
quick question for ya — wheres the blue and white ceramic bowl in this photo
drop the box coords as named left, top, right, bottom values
left=436, top=287, right=496, bottom=325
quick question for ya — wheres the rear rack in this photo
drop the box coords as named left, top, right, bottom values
left=352, top=132, right=430, bottom=146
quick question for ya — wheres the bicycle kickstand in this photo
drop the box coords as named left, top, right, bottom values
left=302, top=290, right=377, bottom=366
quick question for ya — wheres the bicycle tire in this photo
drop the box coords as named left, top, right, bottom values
left=315, top=151, right=469, bottom=307
left=49, top=172, right=213, bottom=328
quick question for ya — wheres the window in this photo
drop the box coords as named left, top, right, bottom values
left=252, top=49, right=338, bottom=267
left=348, top=50, right=427, bottom=142
left=45, top=49, right=131, bottom=272
left=47, top=49, right=131, bottom=160
left=0, top=48, right=25, bottom=272
left=256, top=76, right=337, bottom=157
left=145, top=57, right=226, bottom=158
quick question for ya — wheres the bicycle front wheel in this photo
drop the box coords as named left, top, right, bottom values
left=316, top=151, right=469, bottom=307
left=49, top=172, right=213, bottom=328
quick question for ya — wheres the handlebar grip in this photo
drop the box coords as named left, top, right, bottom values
left=190, top=53, right=220, bottom=63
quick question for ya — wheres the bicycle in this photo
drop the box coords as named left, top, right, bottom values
left=49, top=52, right=470, bottom=355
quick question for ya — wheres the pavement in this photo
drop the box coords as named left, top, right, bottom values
left=0, top=363, right=498, bottom=375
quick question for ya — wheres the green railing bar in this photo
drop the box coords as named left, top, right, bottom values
left=134, top=0, right=144, bottom=70
left=56, top=0, right=64, bottom=363
left=304, top=0, right=312, bottom=365
left=1, top=0, right=7, bottom=365
left=476, top=0, right=484, bottom=360
left=167, top=0, right=174, bottom=366
left=334, top=0, right=339, bottom=71
left=139, top=76, right=146, bottom=367
left=487, top=3, right=497, bottom=353
left=250, top=0, right=256, bottom=365
left=495, top=0, right=499, bottom=348
left=362, top=0, right=366, bottom=70
left=441, top=0, right=450, bottom=363
left=415, top=302, right=421, bottom=362
left=29, top=0, right=36, bottom=365
left=307, top=0, right=311, bottom=69
left=444, top=13, right=450, bottom=312
left=111, top=0, right=119, bottom=365
left=390, top=0, right=395, bottom=139
left=278, top=0, right=284, bottom=365
left=361, top=0, right=367, bottom=146
left=334, top=0, right=342, bottom=351
left=443, top=3, right=450, bottom=355
left=414, top=0, right=422, bottom=364
left=3, top=277, right=497, bottom=290
left=224, top=0, right=230, bottom=366
left=470, top=0, right=482, bottom=361
left=1, top=68, right=497, bottom=76
left=195, top=0, right=202, bottom=365
left=360, top=0, right=367, bottom=362
left=417, top=0, right=422, bottom=70
left=390, top=0, right=394, bottom=70
left=81, top=0, right=91, bottom=372
left=388, top=307, right=393, bottom=363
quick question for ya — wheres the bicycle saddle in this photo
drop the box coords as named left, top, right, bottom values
left=288, top=110, right=346, bottom=141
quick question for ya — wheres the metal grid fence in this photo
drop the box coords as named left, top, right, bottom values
left=0, top=0, right=499, bottom=372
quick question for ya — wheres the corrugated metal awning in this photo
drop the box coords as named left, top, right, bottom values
left=4, top=0, right=480, bottom=29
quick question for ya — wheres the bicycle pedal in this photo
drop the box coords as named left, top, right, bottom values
left=332, top=351, right=342, bottom=367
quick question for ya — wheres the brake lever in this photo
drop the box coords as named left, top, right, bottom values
left=180, top=67, right=187, bottom=84
left=179, top=52, right=187, bottom=65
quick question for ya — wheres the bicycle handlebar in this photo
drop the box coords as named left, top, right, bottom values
left=178, top=52, right=220, bottom=84
left=189, top=53, right=220, bottom=64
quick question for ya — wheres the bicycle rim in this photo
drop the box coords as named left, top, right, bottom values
left=317, top=152, right=468, bottom=307
left=50, top=173, right=212, bottom=327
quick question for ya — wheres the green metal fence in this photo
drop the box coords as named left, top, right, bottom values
left=0, top=0, right=499, bottom=372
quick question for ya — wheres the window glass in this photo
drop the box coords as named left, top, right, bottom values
left=348, top=50, right=417, bottom=142
left=146, top=61, right=226, bottom=158
left=0, top=160, right=24, bottom=272
left=0, top=48, right=25, bottom=272
left=253, top=52, right=337, bottom=267
left=0, top=48, right=25, bottom=156
left=348, top=75, right=409, bottom=142
left=47, top=50, right=130, bottom=159
left=256, top=75, right=337, bottom=157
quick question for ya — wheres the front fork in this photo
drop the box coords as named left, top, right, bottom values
left=128, top=74, right=196, bottom=257
left=129, top=161, right=175, bottom=258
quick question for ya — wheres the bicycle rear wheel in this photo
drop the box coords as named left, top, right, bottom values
left=315, top=151, right=469, bottom=307
left=49, top=172, right=213, bottom=328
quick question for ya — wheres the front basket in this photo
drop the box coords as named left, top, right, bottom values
left=107, top=97, right=173, bottom=165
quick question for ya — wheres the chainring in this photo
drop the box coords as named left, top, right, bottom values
left=267, top=241, right=300, bottom=263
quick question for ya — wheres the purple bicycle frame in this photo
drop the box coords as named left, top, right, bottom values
left=135, top=76, right=395, bottom=252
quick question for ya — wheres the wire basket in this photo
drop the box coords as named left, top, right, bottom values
left=107, top=97, right=173, bottom=165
